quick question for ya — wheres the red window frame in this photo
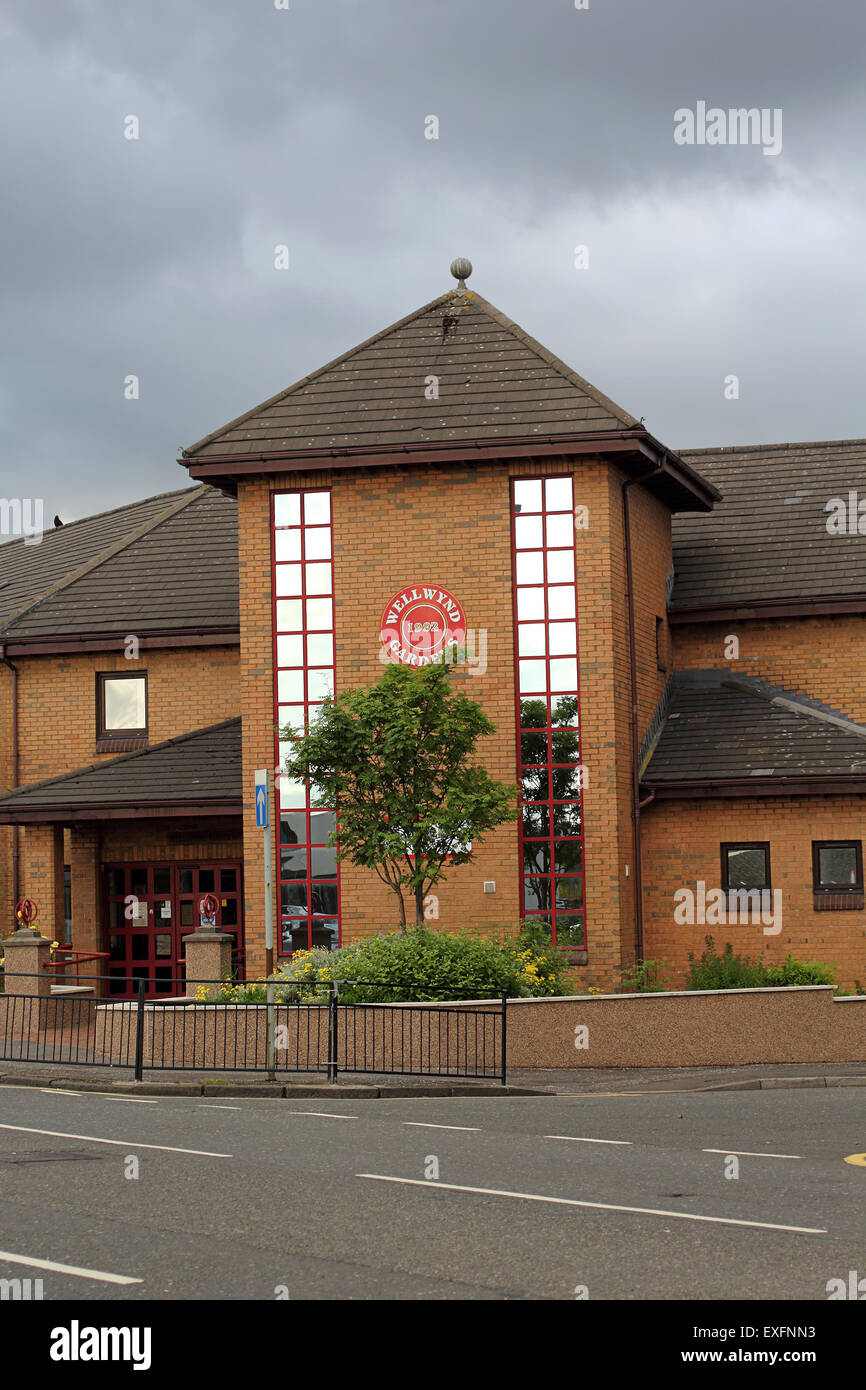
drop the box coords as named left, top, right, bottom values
left=510, top=475, right=586, bottom=952
left=270, top=488, right=341, bottom=955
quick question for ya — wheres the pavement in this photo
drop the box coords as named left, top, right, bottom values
left=0, top=1081, right=864, bottom=1300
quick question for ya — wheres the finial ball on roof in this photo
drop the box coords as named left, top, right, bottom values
left=450, top=257, right=472, bottom=286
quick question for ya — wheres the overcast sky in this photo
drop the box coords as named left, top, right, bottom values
left=2, top=0, right=865, bottom=522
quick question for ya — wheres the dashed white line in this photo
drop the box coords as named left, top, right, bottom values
left=703, top=1148, right=802, bottom=1160
left=0, top=1123, right=231, bottom=1158
left=355, top=1174, right=827, bottom=1234
left=289, top=1111, right=357, bottom=1120
left=402, top=1122, right=482, bottom=1132
left=545, top=1135, right=633, bottom=1145
left=199, top=1104, right=242, bottom=1111
left=0, top=1249, right=141, bottom=1285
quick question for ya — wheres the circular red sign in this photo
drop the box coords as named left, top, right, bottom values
left=380, top=584, right=466, bottom=666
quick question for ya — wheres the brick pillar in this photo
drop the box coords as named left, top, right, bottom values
left=184, top=929, right=233, bottom=997
left=21, top=824, right=65, bottom=944
left=69, top=825, right=102, bottom=956
left=2, top=928, right=52, bottom=997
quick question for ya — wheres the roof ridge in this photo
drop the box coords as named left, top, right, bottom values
left=469, top=293, right=639, bottom=429
left=0, top=485, right=198, bottom=560
left=1, top=486, right=208, bottom=639
left=721, top=674, right=866, bottom=742
left=0, top=716, right=242, bottom=803
left=678, top=437, right=866, bottom=457
left=182, top=291, right=455, bottom=457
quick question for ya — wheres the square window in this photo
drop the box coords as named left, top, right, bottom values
left=275, top=564, right=302, bottom=597
left=274, top=529, right=301, bottom=562
left=813, top=841, right=862, bottom=891
left=523, top=842, right=551, bottom=874
left=520, top=696, right=549, bottom=729
left=551, top=728, right=580, bottom=763
left=522, top=804, right=549, bottom=837
left=310, top=845, right=338, bottom=879
left=548, top=621, right=577, bottom=656
left=307, top=633, right=333, bottom=665
left=553, top=840, right=582, bottom=874
left=520, top=731, right=549, bottom=765
left=522, top=768, right=549, bottom=801
left=552, top=802, right=582, bottom=836
left=722, top=843, right=770, bottom=890
left=276, top=599, right=303, bottom=631
left=273, top=493, right=301, bottom=527
left=305, top=562, right=332, bottom=595
left=309, top=808, right=336, bottom=843
left=276, top=634, right=303, bottom=667
left=306, top=597, right=333, bottom=630
left=279, top=776, right=307, bottom=810
left=280, top=812, right=307, bottom=846
left=100, top=674, right=146, bottom=734
left=555, top=876, right=584, bottom=910
left=277, top=670, right=304, bottom=704
left=545, top=477, right=573, bottom=511
left=515, top=550, right=544, bottom=585
left=524, top=876, right=553, bottom=911
left=547, top=586, right=576, bottom=620
left=513, top=479, right=542, bottom=513
left=519, top=659, right=547, bottom=693
left=546, top=550, right=574, bottom=583
left=304, top=527, right=331, bottom=560
left=554, top=914, right=585, bottom=950
left=303, top=492, right=330, bottom=524
left=551, top=694, right=579, bottom=728
left=517, top=588, right=546, bottom=621
left=545, top=513, right=573, bottom=548
left=307, top=669, right=334, bottom=701
left=515, top=514, right=543, bottom=549
left=278, top=704, right=305, bottom=736
left=552, top=765, right=583, bottom=799
left=518, top=623, right=546, bottom=657
left=549, top=657, right=578, bottom=692
left=280, top=847, right=307, bottom=879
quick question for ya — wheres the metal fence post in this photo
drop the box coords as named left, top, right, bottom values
left=500, top=992, right=507, bottom=1086
left=327, top=980, right=338, bottom=1082
left=134, top=978, right=146, bottom=1082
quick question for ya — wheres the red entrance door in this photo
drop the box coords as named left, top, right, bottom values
left=103, top=861, right=244, bottom=997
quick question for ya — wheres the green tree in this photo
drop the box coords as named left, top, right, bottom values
left=281, top=663, right=517, bottom=929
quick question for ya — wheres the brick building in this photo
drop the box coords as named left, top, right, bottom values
left=2, top=270, right=865, bottom=993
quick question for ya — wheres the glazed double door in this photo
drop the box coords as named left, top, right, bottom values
left=103, top=861, right=244, bottom=997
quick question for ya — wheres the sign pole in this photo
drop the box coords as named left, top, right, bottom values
left=256, top=768, right=276, bottom=1080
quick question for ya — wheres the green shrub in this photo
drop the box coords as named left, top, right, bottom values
left=686, top=936, right=836, bottom=991
left=621, top=958, right=672, bottom=993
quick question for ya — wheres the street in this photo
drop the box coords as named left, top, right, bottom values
left=0, top=1083, right=863, bottom=1300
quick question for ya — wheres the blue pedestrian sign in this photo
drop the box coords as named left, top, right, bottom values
left=254, top=769, right=269, bottom=828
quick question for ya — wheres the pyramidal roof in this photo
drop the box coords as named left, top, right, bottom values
left=183, top=288, right=641, bottom=460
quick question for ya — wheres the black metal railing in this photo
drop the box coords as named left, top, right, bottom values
left=0, top=974, right=507, bottom=1084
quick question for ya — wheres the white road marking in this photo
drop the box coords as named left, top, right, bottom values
left=0, top=1123, right=231, bottom=1158
left=402, top=1122, right=482, bottom=1132
left=703, top=1149, right=802, bottom=1160
left=545, top=1135, right=632, bottom=1145
left=289, top=1111, right=357, bottom=1120
left=355, top=1174, right=827, bottom=1235
left=199, top=1104, right=242, bottom=1111
left=40, top=1089, right=81, bottom=1097
left=83, top=1095, right=158, bottom=1105
left=0, top=1249, right=141, bottom=1285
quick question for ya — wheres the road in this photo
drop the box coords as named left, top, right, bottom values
left=0, top=1083, right=863, bottom=1300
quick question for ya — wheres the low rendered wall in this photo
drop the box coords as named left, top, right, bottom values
left=482, top=986, right=865, bottom=1068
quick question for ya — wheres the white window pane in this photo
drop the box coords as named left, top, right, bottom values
left=513, top=479, right=542, bottom=513
left=274, top=529, right=301, bottom=562
left=306, top=597, right=333, bottom=630
left=279, top=776, right=307, bottom=810
left=515, top=551, right=544, bottom=585
left=307, top=669, right=334, bottom=701
left=273, top=493, right=300, bottom=526
left=278, top=670, right=304, bottom=703
left=519, top=659, right=547, bottom=693
left=545, top=477, right=573, bottom=511
left=305, top=562, right=332, bottom=595
left=518, top=623, right=546, bottom=657
left=104, top=677, right=145, bottom=730
left=307, top=633, right=333, bottom=665
left=547, top=585, right=576, bottom=619
left=278, top=705, right=305, bottom=735
left=546, top=513, right=573, bottom=548
left=304, top=527, right=331, bottom=560
left=276, top=635, right=303, bottom=667
left=515, top=514, right=543, bottom=550
left=276, top=599, right=303, bottom=631
left=307, top=704, right=323, bottom=728
left=549, top=657, right=578, bottom=692
left=517, top=587, right=545, bottom=621
left=548, top=622, right=577, bottom=656
left=278, top=739, right=296, bottom=770
left=275, top=564, right=302, bottom=597
left=546, top=549, right=574, bottom=583
left=303, top=492, right=330, bottom=524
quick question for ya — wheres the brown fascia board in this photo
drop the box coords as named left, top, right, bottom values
left=3, top=629, right=240, bottom=656
left=642, top=776, right=866, bottom=799
left=181, top=431, right=720, bottom=513
left=669, top=594, right=866, bottom=624
left=0, top=487, right=208, bottom=640
left=0, top=800, right=242, bottom=824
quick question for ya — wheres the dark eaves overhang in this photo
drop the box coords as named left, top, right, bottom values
left=669, top=593, right=866, bottom=625
left=0, top=797, right=243, bottom=825
left=180, top=427, right=721, bottom=514
left=0, top=628, right=240, bottom=657
left=641, top=775, right=866, bottom=800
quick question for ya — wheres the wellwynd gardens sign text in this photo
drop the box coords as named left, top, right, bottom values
left=380, top=584, right=467, bottom=667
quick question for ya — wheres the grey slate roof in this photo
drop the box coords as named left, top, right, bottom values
left=183, top=289, right=641, bottom=458
left=0, top=719, right=242, bottom=817
left=642, top=671, right=866, bottom=786
left=0, top=486, right=238, bottom=642
left=671, top=439, right=866, bottom=611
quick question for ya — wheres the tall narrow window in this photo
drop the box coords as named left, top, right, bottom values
left=271, top=489, right=339, bottom=954
left=511, top=475, right=585, bottom=951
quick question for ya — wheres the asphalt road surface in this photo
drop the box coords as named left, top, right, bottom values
left=0, top=1083, right=863, bottom=1300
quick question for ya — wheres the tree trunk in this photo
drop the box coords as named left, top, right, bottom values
left=414, top=883, right=426, bottom=927
left=395, top=887, right=407, bottom=933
